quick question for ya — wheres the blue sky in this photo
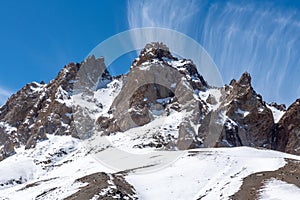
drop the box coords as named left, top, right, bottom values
left=0, top=0, right=300, bottom=106
left=0, top=0, right=128, bottom=104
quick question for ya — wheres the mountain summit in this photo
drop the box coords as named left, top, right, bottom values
left=1, top=42, right=300, bottom=161
left=0, top=43, right=300, bottom=199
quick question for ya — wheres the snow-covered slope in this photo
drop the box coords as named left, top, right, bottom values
left=0, top=134, right=299, bottom=199
left=0, top=135, right=112, bottom=199
left=1, top=42, right=300, bottom=199
left=258, top=178, right=300, bottom=200
left=126, top=148, right=299, bottom=200
left=266, top=104, right=285, bottom=123
left=1, top=84, right=300, bottom=199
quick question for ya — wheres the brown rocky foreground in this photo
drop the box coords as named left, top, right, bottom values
left=231, top=158, right=300, bottom=199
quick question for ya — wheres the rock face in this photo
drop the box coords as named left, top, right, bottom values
left=277, top=99, right=300, bottom=155
left=0, top=42, right=299, bottom=161
left=197, top=72, right=274, bottom=149
left=220, top=72, right=274, bottom=148
left=65, top=172, right=137, bottom=200
left=0, top=55, right=108, bottom=161
left=105, top=42, right=208, bottom=149
left=269, top=102, right=286, bottom=111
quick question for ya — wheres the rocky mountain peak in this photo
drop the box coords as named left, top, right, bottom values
left=1, top=42, right=300, bottom=164
left=237, top=72, right=251, bottom=87
left=0, top=55, right=111, bottom=161
left=212, top=71, right=274, bottom=149
left=75, top=55, right=111, bottom=91
left=276, top=98, right=300, bottom=155
left=132, top=42, right=208, bottom=91
left=269, top=102, right=287, bottom=111
left=132, top=42, right=178, bottom=68
left=98, top=43, right=209, bottom=149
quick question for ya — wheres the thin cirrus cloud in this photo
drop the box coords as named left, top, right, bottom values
left=0, top=86, right=12, bottom=106
left=127, top=0, right=300, bottom=106
left=201, top=2, right=300, bottom=106
left=127, top=0, right=201, bottom=32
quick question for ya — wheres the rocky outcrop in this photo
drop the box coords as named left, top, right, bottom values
left=64, top=172, right=137, bottom=200
left=277, top=99, right=300, bottom=155
left=268, top=102, right=286, bottom=111
left=220, top=72, right=274, bottom=148
left=0, top=42, right=299, bottom=161
left=131, top=42, right=177, bottom=68
left=198, top=72, right=274, bottom=149
left=103, top=42, right=208, bottom=149
left=0, top=55, right=108, bottom=161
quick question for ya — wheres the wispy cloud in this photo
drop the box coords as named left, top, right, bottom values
left=127, top=0, right=202, bottom=33
left=0, top=86, right=12, bottom=106
left=126, top=1, right=300, bottom=105
left=201, top=1, right=300, bottom=104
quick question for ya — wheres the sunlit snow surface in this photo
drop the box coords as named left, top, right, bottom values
left=0, top=135, right=112, bottom=199
left=126, top=148, right=299, bottom=200
left=0, top=133, right=299, bottom=199
left=0, top=77, right=298, bottom=199
left=266, top=104, right=285, bottom=123
left=259, top=178, right=300, bottom=200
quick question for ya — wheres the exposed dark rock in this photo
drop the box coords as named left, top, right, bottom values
left=206, top=94, right=217, bottom=105
left=177, top=122, right=202, bottom=150
left=0, top=42, right=299, bottom=162
left=0, top=55, right=109, bottom=160
left=104, top=42, right=208, bottom=149
left=222, top=72, right=274, bottom=147
left=277, top=99, right=300, bottom=155
left=64, top=172, right=137, bottom=200
left=230, top=159, right=300, bottom=200
left=222, top=120, right=241, bottom=147
left=269, top=102, right=287, bottom=111
left=198, top=72, right=274, bottom=149
left=131, top=42, right=178, bottom=68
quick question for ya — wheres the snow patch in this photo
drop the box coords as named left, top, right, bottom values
left=126, top=147, right=297, bottom=200
left=55, top=86, right=72, bottom=107
left=236, top=108, right=250, bottom=117
left=267, top=104, right=285, bottom=123
left=156, top=97, right=173, bottom=105
left=0, top=122, right=17, bottom=134
left=0, top=135, right=113, bottom=199
left=259, top=178, right=300, bottom=200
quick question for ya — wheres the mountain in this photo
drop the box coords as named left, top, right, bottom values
left=0, top=42, right=300, bottom=199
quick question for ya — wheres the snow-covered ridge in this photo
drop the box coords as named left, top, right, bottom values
left=0, top=135, right=112, bottom=199
left=1, top=42, right=300, bottom=199
left=1, top=133, right=299, bottom=199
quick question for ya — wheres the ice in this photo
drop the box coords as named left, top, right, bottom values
left=29, top=82, right=46, bottom=93
left=93, top=79, right=123, bottom=118
left=0, top=73, right=299, bottom=199
left=168, top=60, right=190, bottom=67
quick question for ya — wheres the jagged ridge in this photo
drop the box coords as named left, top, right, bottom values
left=0, top=42, right=299, bottom=164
